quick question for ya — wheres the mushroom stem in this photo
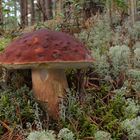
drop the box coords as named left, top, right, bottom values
left=32, top=68, right=68, bottom=119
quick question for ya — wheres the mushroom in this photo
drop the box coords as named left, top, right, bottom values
left=0, top=29, right=94, bottom=119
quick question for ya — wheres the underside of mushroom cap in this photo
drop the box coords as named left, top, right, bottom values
left=0, top=29, right=94, bottom=69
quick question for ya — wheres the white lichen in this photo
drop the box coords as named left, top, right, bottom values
left=121, top=117, right=140, bottom=140
left=58, top=128, right=75, bottom=140
left=94, top=130, right=112, bottom=140
left=26, top=130, right=56, bottom=140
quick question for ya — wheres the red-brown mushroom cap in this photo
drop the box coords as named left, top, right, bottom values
left=0, top=29, right=94, bottom=69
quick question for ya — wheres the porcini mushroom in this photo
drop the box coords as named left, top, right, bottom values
left=0, top=29, right=94, bottom=119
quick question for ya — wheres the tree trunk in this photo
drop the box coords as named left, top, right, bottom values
left=14, top=0, right=17, bottom=18
left=42, top=0, right=47, bottom=21
left=37, top=0, right=46, bottom=21
left=31, top=0, right=35, bottom=25
left=52, top=0, right=56, bottom=17
left=20, top=0, right=28, bottom=27
left=0, top=0, right=3, bottom=26
left=44, top=0, right=53, bottom=19
left=36, top=0, right=53, bottom=21
left=106, top=0, right=113, bottom=28
left=128, top=0, right=137, bottom=24
left=56, top=0, right=63, bottom=15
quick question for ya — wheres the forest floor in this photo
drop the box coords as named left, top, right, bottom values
left=0, top=13, right=140, bottom=140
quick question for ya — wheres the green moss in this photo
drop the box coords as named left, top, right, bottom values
left=0, top=85, right=35, bottom=136
left=0, top=37, right=11, bottom=51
